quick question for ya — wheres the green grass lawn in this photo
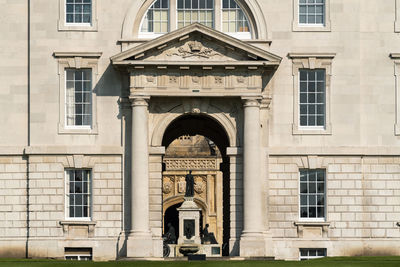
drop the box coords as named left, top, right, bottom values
left=1, top=257, right=400, bottom=267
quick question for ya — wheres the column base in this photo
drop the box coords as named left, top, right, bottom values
left=127, top=231, right=162, bottom=258
left=239, top=232, right=267, bottom=257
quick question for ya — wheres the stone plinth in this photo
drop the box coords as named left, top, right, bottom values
left=177, top=197, right=201, bottom=245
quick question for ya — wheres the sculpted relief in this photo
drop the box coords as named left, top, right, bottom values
left=167, top=40, right=222, bottom=59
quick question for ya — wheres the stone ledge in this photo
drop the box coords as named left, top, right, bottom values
left=59, top=221, right=97, bottom=238
left=24, top=146, right=123, bottom=155
left=294, top=221, right=330, bottom=239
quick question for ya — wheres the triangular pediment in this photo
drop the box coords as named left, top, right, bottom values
left=111, top=23, right=281, bottom=66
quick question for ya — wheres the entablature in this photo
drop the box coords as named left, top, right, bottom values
left=127, top=65, right=266, bottom=97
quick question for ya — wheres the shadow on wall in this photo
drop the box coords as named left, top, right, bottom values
left=93, top=62, right=131, bottom=258
left=93, top=63, right=124, bottom=98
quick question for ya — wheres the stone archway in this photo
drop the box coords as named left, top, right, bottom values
left=160, top=114, right=231, bottom=255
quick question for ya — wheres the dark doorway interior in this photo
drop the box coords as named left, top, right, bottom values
left=164, top=203, right=180, bottom=243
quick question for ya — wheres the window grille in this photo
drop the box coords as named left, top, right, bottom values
left=299, top=69, right=325, bottom=127
left=65, top=69, right=92, bottom=127
left=65, top=248, right=92, bottom=261
left=66, top=0, right=92, bottom=24
left=299, top=0, right=324, bottom=25
left=66, top=170, right=91, bottom=219
left=177, top=0, right=214, bottom=29
left=222, top=0, right=249, bottom=33
left=141, top=0, right=169, bottom=33
left=300, top=169, right=325, bottom=220
left=300, top=248, right=326, bottom=260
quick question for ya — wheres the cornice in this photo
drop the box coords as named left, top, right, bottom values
left=288, top=53, right=336, bottom=59
left=390, top=53, right=400, bottom=59
left=53, top=52, right=103, bottom=58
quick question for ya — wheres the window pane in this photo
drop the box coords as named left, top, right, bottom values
left=300, top=116, right=307, bottom=126
left=308, top=207, right=316, bottom=217
left=300, top=207, right=308, bottom=218
left=317, top=207, right=324, bottom=217
left=308, top=116, right=315, bottom=126
left=300, top=105, right=307, bottom=115
left=317, top=195, right=324, bottom=205
left=300, top=195, right=307, bottom=205
left=300, top=183, right=308, bottom=194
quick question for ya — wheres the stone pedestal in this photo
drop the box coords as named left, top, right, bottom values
left=177, top=197, right=201, bottom=245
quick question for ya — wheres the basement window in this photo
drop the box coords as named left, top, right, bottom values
left=65, top=247, right=92, bottom=260
left=299, top=248, right=326, bottom=260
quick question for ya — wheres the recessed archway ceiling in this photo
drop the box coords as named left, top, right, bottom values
left=162, top=114, right=230, bottom=155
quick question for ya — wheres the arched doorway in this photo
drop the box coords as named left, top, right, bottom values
left=161, top=114, right=231, bottom=256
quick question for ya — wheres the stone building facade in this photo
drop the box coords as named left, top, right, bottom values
left=1, top=0, right=400, bottom=261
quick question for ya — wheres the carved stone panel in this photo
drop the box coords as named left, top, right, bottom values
left=162, top=157, right=224, bottom=244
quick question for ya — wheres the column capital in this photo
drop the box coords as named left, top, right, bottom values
left=241, top=97, right=261, bottom=108
left=129, top=96, right=150, bottom=107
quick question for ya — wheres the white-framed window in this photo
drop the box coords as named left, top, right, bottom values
left=65, top=69, right=92, bottom=128
left=292, top=0, right=330, bottom=32
left=139, top=0, right=252, bottom=39
left=299, top=69, right=325, bottom=128
left=288, top=53, right=334, bottom=135
left=58, top=0, right=97, bottom=31
left=65, top=169, right=92, bottom=220
left=299, top=0, right=324, bottom=25
left=299, top=169, right=325, bottom=221
left=66, top=0, right=92, bottom=24
left=177, top=0, right=214, bottom=28
left=54, top=52, right=101, bottom=135
left=299, top=248, right=326, bottom=260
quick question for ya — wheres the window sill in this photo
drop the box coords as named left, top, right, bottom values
left=292, top=21, right=331, bottom=32
left=58, top=20, right=98, bottom=32
left=59, top=221, right=97, bottom=237
left=58, top=123, right=98, bottom=135
left=292, top=124, right=332, bottom=135
left=294, top=221, right=330, bottom=238
left=294, top=221, right=330, bottom=227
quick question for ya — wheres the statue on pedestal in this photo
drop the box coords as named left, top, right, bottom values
left=185, top=170, right=194, bottom=197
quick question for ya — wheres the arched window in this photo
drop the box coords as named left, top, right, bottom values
left=139, top=0, right=251, bottom=39
left=140, top=0, right=169, bottom=34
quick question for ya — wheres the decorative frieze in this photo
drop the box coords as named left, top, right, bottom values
left=164, top=158, right=218, bottom=171
left=130, top=67, right=263, bottom=94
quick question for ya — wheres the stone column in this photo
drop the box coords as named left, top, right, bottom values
left=127, top=96, right=153, bottom=257
left=240, top=98, right=265, bottom=257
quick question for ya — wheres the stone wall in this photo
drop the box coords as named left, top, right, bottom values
left=0, top=156, right=27, bottom=257
left=0, top=154, right=123, bottom=260
left=268, top=156, right=400, bottom=260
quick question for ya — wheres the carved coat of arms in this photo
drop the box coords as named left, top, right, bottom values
left=167, top=41, right=221, bottom=59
